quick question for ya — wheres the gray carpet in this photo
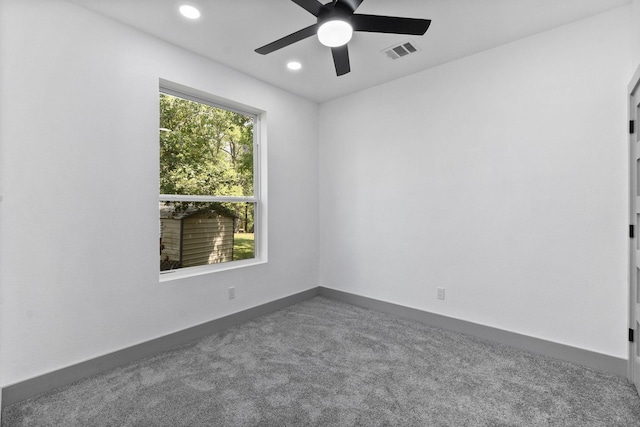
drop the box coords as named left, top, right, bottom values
left=2, top=296, right=640, bottom=426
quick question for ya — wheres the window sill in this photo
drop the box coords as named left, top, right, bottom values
left=159, top=258, right=267, bottom=283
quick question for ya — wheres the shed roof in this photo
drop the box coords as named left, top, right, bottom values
left=159, top=202, right=235, bottom=220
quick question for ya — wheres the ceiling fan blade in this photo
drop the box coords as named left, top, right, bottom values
left=352, top=14, right=431, bottom=35
left=255, top=24, right=318, bottom=55
left=291, top=0, right=325, bottom=17
left=334, top=0, right=364, bottom=13
left=331, top=45, right=351, bottom=76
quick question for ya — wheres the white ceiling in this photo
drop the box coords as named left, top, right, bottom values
left=67, top=0, right=629, bottom=103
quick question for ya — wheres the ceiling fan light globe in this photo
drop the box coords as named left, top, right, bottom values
left=317, top=20, right=353, bottom=47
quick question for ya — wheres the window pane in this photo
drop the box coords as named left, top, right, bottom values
left=159, top=93, right=254, bottom=197
left=160, top=202, right=255, bottom=271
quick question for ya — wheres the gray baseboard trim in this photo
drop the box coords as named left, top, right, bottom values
left=1, top=287, right=319, bottom=409
left=2, top=285, right=627, bottom=410
left=318, top=286, right=627, bottom=378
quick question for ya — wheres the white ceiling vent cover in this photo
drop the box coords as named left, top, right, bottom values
left=383, top=42, right=419, bottom=60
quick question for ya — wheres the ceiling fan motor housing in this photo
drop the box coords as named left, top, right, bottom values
left=317, top=2, right=354, bottom=25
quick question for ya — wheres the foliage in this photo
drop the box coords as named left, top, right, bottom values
left=160, top=93, right=255, bottom=230
left=233, top=233, right=255, bottom=261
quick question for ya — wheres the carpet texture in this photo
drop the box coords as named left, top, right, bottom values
left=2, top=296, right=640, bottom=426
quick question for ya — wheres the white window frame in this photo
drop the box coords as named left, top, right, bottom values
left=158, top=80, right=267, bottom=281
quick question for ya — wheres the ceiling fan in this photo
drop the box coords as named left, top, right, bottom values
left=255, top=0, right=431, bottom=76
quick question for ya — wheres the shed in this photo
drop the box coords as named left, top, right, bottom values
left=160, top=203, right=235, bottom=271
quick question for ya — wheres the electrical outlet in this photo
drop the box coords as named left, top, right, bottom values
left=437, top=287, right=445, bottom=300
left=228, top=286, right=235, bottom=300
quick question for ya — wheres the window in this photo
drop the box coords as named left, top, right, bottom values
left=159, top=86, right=261, bottom=275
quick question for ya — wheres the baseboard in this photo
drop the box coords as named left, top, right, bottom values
left=1, top=287, right=319, bottom=409
left=318, top=287, right=627, bottom=378
left=2, top=285, right=627, bottom=410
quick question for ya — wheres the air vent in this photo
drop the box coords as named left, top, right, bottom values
left=383, top=42, right=419, bottom=60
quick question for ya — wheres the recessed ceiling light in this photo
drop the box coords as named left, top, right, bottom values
left=287, top=61, right=302, bottom=71
left=179, top=5, right=201, bottom=20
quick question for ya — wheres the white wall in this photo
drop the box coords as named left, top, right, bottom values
left=634, top=0, right=640, bottom=68
left=319, top=7, right=632, bottom=358
left=0, top=0, right=319, bottom=386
